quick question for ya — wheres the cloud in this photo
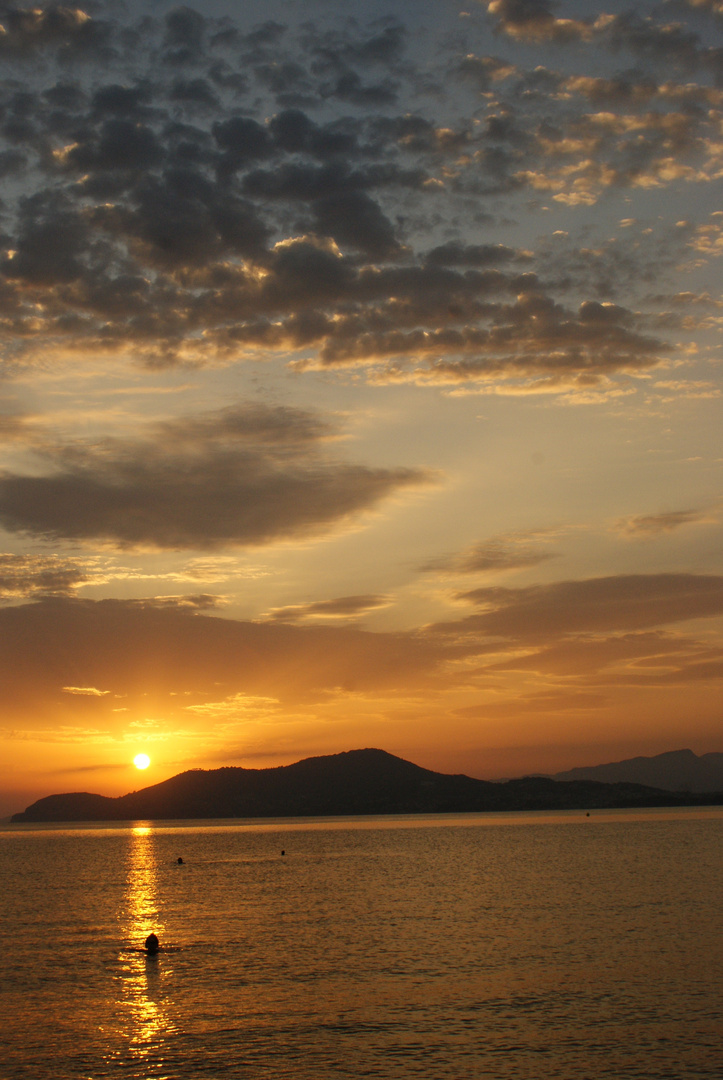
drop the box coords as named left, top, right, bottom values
left=267, top=594, right=391, bottom=622
left=613, top=508, right=715, bottom=537
left=171, top=557, right=269, bottom=583
left=422, top=532, right=558, bottom=575
left=303, top=289, right=669, bottom=388
left=0, top=595, right=466, bottom=724
left=443, top=573, right=723, bottom=639
left=484, top=0, right=596, bottom=43
left=0, top=3, right=114, bottom=58
left=0, top=401, right=430, bottom=550
left=486, top=629, right=707, bottom=674
left=652, top=380, right=722, bottom=401
left=684, top=0, right=723, bottom=14
left=424, top=242, right=527, bottom=268
left=125, top=594, right=226, bottom=611
left=487, top=629, right=723, bottom=689
left=483, top=0, right=722, bottom=81
left=601, top=12, right=712, bottom=74
left=0, top=551, right=268, bottom=602
left=0, top=3, right=715, bottom=396
left=0, top=553, right=92, bottom=598
left=62, top=685, right=110, bottom=697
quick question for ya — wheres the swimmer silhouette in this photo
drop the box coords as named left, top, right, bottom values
left=144, top=933, right=159, bottom=955
left=177, top=857, right=184, bottom=864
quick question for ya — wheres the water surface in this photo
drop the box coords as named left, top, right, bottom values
left=1, top=807, right=721, bottom=1078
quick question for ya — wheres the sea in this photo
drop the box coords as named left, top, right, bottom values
left=1, top=807, right=721, bottom=1080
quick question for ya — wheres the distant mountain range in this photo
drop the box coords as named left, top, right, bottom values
left=553, top=749, right=723, bottom=793
left=10, top=748, right=723, bottom=823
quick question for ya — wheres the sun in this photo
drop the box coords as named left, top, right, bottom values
left=133, top=753, right=151, bottom=770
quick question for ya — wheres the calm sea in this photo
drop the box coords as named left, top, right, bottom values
left=1, top=808, right=721, bottom=1079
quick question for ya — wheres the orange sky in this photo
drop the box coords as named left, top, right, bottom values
left=1, top=0, right=722, bottom=815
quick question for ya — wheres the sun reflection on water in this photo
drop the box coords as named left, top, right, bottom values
left=126, top=825, right=163, bottom=939
left=108, top=824, right=178, bottom=1073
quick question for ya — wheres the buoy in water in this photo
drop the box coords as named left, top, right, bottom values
left=144, top=933, right=159, bottom=954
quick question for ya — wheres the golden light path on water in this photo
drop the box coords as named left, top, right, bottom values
left=107, top=826, right=177, bottom=1074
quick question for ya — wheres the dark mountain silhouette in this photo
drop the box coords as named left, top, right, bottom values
left=11, top=748, right=723, bottom=823
left=553, top=748, right=723, bottom=792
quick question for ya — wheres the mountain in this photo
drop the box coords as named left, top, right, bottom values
left=10, top=748, right=723, bottom=823
left=553, top=749, right=723, bottom=792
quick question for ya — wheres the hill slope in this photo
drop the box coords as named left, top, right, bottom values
left=553, top=749, right=723, bottom=792
left=11, top=748, right=723, bottom=823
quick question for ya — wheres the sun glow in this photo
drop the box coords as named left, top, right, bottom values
left=133, top=753, right=151, bottom=770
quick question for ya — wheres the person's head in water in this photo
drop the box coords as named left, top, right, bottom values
left=144, top=932, right=159, bottom=954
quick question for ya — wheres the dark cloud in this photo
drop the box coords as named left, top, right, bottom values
left=111, top=168, right=270, bottom=267
left=457, top=53, right=517, bottom=91
left=90, top=82, right=153, bottom=119
left=164, top=6, right=206, bottom=50
left=484, top=0, right=723, bottom=81
left=0, top=3, right=115, bottom=59
left=444, top=574, right=723, bottom=639
left=303, top=18, right=407, bottom=70
left=484, top=0, right=594, bottom=43
left=243, top=20, right=287, bottom=49
left=0, top=179, right=680, bottom=383
left=310, top=288, right=668, bottom=385
left=0, top=403, right=430, bottom=550
left=2, top=190, right=93, bottom=285
left=169, top=77, right=220, bottom=111
left=66, top=117, right=164, bottom=171
left=212, top=115, right=273, bottom=170
left=602, top=11, right=706, bottom=72
left=253, top=59, right=315, bottom=106
left=312, top=189, right=401, bottom=258
left=267, top=108, right=359, bottom=159
left=424, top=243, right=524, bottom=268
left=0, top=148, right=27, bottom=175
left=0, top=2, right=716, bottom=392
left=324, top=70, right=398, bottom=107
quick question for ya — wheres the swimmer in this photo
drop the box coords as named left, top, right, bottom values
left=144, top=932, right=159, bottom=955
left=177, top=857, right=184, bottom=864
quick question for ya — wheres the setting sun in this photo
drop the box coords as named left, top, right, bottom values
left=133, top=754, right=151, bottom=770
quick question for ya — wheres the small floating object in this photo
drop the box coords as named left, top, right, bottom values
left=177, top=857, right=184, bottom=864
left=144, top=932, right=159, bottom=955
left=281, top=850, right=285, bottom=856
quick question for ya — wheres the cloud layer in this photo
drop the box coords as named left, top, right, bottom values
left=449, top=573, right=723, bottom=638
left=0, top=403, right=428, bottom=548
left=0, top=1, right=719, bottom=396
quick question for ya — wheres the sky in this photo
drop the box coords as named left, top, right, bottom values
left=1, top=0, right=722, bottom=815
